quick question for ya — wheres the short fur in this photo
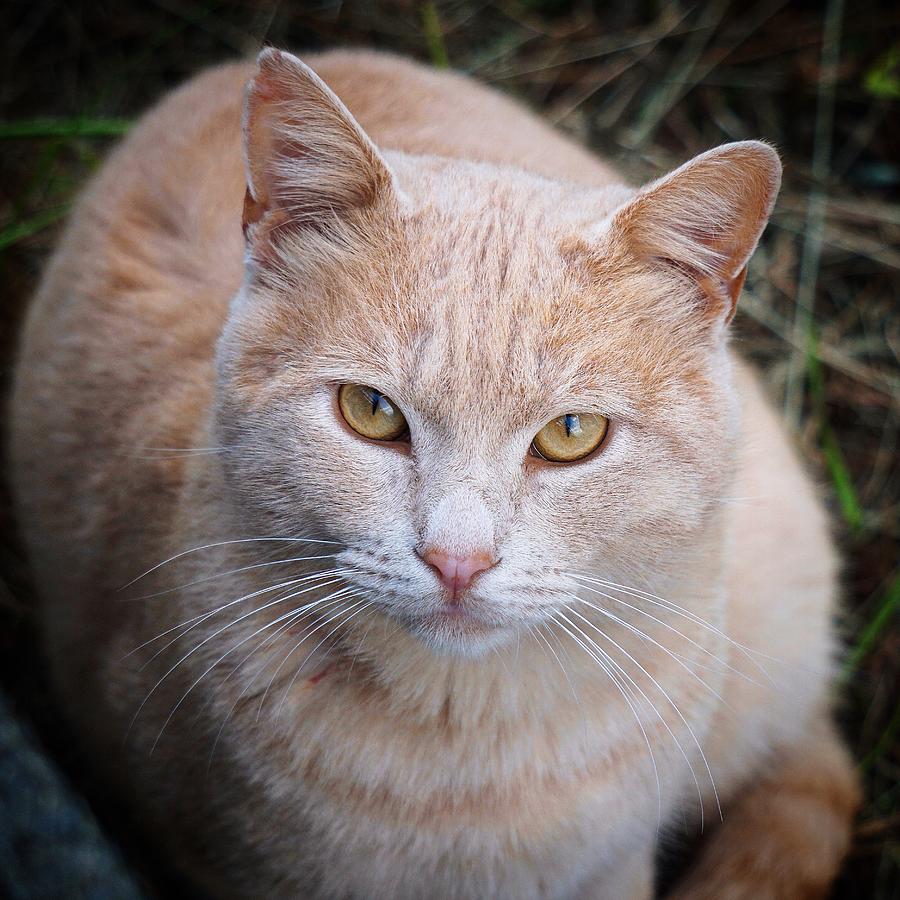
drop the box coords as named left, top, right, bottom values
left=10, top=49, right=858, bottom=899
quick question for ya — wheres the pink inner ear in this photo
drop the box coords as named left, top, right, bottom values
left=613, top=141, right=781, bottom=321
left=724, top=266, right=748, bottom=323
left=242, top=187, right=266, bottom=236
left=241, top=48, right=393, bottom=253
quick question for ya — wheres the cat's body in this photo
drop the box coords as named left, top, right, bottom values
left=10, top=50, right=858, bottom=899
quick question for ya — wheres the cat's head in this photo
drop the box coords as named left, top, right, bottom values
left=215, top=49, right=780, bottom=656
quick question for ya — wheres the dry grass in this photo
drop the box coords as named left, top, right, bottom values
left=1, top=1, right=897, bottom=896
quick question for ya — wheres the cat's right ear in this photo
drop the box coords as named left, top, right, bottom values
left=242, top=48, right=393, bottom=255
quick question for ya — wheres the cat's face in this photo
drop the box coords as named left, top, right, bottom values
left=215, top=50, right=779, bottom=656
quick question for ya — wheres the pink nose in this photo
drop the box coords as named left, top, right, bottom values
left=420, top=548, right=496, bottom=599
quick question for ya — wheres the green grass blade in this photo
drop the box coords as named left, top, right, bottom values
left=0, top=207, right=69, bottom=251
left=860, top=702, right=900, bottom=771
left=421, top=2, right=449, bottom=69
left=820, top=428, right=865, bottom=532
left=807, top=327, right=864, bottom=533
left=0, top=118, right=131, bottom=139
left=844, top=572, right=900, bottom=678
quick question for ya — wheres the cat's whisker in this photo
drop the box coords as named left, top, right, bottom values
left=665, top=648, right=748, bottom=677
left=272, top=596, right=373, bottom=724
left=257, top=588, right=363, bottom=722
left=298, top=597, right=375, bottom=682
left=568, top=572, right=735, bottom=640
left=206, top=598, right=344, bottom=717
left=561, top=607, right=722, bottom=827
left=126, top=553, right=342, bottom=602
left=556, top=611, right=689, bottom=830
left=206, top=594, right=355, bottom=768
left=570, top=572, right=750, bottom=651
left=533, top=621, right=594, bottom=755
left=119, top=536, right=343, bottom=590
left=550, top=613, right=663, bottom=830
left=345, top=616, right=377, bottom=682
left=490, top=640, right=513, bottom=677
left=126, top=447, right=232, bottom=460
left=567, top=572, right=777, bottom=685
left=133, top=446, right=231, bottom=453
left=128, top=577, right=349, bottom=741
left=568, top=596, right=746, bottom=749
left=534, top=622, right=580, bottom=709
left=540, top=619, right=597, bottom=759
left=210, top=590, right=354, bottom=697
left=124, top=577, right=310, bottom=662
left=147, top=587, right=358, bottom=756
left=129, top=568, right=349, bottom=665
left=566, top=591, right=739, bottom=708
left=197, top=604, right=305, bottom=722
left=567, top=578, right=761, bottom=688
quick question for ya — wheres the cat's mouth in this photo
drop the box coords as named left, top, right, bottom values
left=430, top=605, right=493, bottom=628
left=411, top=605, right=510, bottom=655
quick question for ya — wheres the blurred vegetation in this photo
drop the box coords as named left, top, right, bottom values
left=1, top=1, right=897, bottom=897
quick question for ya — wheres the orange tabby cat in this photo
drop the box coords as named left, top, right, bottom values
left=10, top=48, right=859, bottom=899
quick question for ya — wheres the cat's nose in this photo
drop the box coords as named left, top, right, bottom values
left=420, top=547, right=497, bottom=600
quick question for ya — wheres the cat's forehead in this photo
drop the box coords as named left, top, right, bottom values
left=339, top=194, right=649, bottom=427
left=398, top=218, right=584, bottom=421
left=291, top=164, right=696, bottom=430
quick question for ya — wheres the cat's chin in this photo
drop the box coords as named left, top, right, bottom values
left=409, top=610, right=513, bottom=658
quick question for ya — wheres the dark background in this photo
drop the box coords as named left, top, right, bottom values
left=1, top=1, right=897, bottom=897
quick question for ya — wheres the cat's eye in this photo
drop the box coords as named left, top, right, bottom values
left=338, top=383, right=409, bottom=442
left=531, top=413, right=609, bottom=463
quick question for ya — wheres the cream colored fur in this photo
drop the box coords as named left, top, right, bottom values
left=10, top=49, right=858, bottom=899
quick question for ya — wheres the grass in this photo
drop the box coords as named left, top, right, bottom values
left=807, top=327, right=865, bottom=533
left=421, top=2, right=450, bottom=68
left=1, top=1, right=897, bottom=897
left=845, top=572, right=900, bottom=677
left=0, top=118, right=132, bottom=139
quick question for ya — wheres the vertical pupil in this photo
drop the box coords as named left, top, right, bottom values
left=368, top=389, right=383, bottom=416
left=564, top=414, right=581, bottom=437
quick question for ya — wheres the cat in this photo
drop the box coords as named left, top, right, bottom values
left=10, top=47, right=859, bottom=899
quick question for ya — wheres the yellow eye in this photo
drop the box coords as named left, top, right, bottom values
left=338, top=384, right=409, bottom=442
left=531, top=413, right=608, bottom=463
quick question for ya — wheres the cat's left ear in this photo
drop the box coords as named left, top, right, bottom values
left=242, top=48, right=394, bottom=253
left=612, top=141, right=781, bottom=324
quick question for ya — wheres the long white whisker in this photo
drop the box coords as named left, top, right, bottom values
left=127, top=554, right=342, bottom=601
left=345, top=616, right=376, bottom=682
left=128, top=568, right=349, bottom=664
left=128, top=576, right=348, bottom=739
left=271, top=597, right=372, bottom=723
left=551, top=612, right=663, bottom=828
left=570, top=580, right=761, bottom=688
left=206, top=593, right=354, bottom=768
left=536, top=620, right=594, bottom=758
left=125, top=578, right=309, bottom=663
left=120, top=536, right=342, bottom=589
left=127, top=447, right=231, bottom=460
left=147, top=587, right=355, bottom=755
left=535, top=622, right=580, bottom=708
left=257, top=590, right=362, bottom=720
left=567, top=593, right=732, bottom=710
left=490, top=639, right=513, bottom=677
left=568, top=572, right=776, bottom=683
left=206, top=590, right=354, bottom=705
left=562, top=607, right=722, bottom=826
left=133, top=446, right=230, bottom=453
